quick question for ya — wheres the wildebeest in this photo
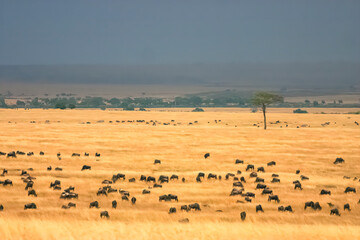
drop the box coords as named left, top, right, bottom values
left=55, top=167, right=62, bottom=171
left=249, top=172, right=257, bottom=178
left=28, top=189, right=37, bottom=197
left=204, top=153, right=210, bottom=159
left=122, top=195, right=129, bottom=201
left=7, top=152, right=16, bottom=158
left=334, top=158, right=345, bottom=164
left=188, top=203, right=201, bottom=211
left=271, top=178, right=280, bottom=183
left=230, top=188, right=242, bottom=196
left=256, top=183, right=267, bottom=189
left=95, top=153, right=101, bottom=157
left=262, top=189, right=273, bottom=195
left=267, top=161, right=276, bottom=166
left=112, top=173, right=126, bottom=182
left=197, top=172, right=205, bottom=179
left=129, top=178, right=136, bottom=183
left=102, top=180, right=112, bottom=184
left=233, top=182, right=243, bottom=187
left=208, top=173, right=217, bottom=180
left=72, top=153, right=80, bottom=157
left=330, top=208, right=340, bottom=216
left=235, top=159, right=244, bottom=164
left=81, top=165, right=91, bottom=171
left=344, top=187, right=356, bottom=193
left=24, top=203, right=37, bottom=210
left=158, top=175, right=169, bottom=183
left=89, top=201, right=99, bottom=208
left=344, top=203, right=351, bottom=211
left=257, top=167, right=265, bottom=172
left=47, top=166, right=52, bottom=171
left=294, top=182, right=302, bottom=190
left=226, top=173, right=235, bottom=180
left=2, top=179, right=13, bottom=186
left=300, top=175, right=309, bottom=181
left=50, top=180, right=61, bottom=188
left=268, top=195, right=280, bottom=203
left=240, top=211, right=246, bottom=221
left=62, top=202, right=76, bottom=209
left=179, top=218, right=189, bottom=223
left=25, top=181, right=33, bottom=190
left=170, top=174, right=179, bottom=180
left=246, top=164, right=254, bottom=171
left=240, top=176, right=246, bottom=183
left=153, top=183, right=162, bottom=188
left=272, top=174, right=279, bottom=178
left=242, top=192, right=255, bottom=198
left=278, top=205, right=293, bottom=212
left=245, top=197, right=252, bottom=202
left=146, top=176, right=156, bottom=182
left=255, top=177, right=264, bottom=183
left=142, top=189, right=150, bottom=194
left=112, top=200, right=117, bottom=208
left=97, top=188, right=108, bottom=196
left=182, top=177, right=185, bottom=183
left=154, top=159, right=161, bottom=164
left=169, top=207, right=176, bottom=214
left=40, top=151, right=45, bottom=155
left=320, top=189, right=331, bottom=195
left=140, top=175, right=147, bottom=181
left=131, top=197, right=136, bottom=204
left=100, top=211, right=109, bottom=218
left=0, top=204, right=3, bottom=211
left=181, top=205, right=189, bottom=211
left=84, top=152, right=89, bottom=156
left=256, top=204, right=264, bottom=213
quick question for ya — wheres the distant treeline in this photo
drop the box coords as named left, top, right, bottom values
left=1, top=95, right=359, bottom=110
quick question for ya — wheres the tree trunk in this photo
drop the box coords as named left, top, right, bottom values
left=262, top=104, right=267, bottom=130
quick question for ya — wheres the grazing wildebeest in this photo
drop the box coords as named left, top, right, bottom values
left=84, top=152, right=89, bottom=156
left=154, top=159, right=161, bottom=164
left=230, top=188, right=242, bottom=196
left=334, top=158, right=344, bottom=164
left=81, top=165, right=91, bottom=171
left=284, top=206, right=293, bottom=212
left=330, top=208, right=340, bottom=216
left=320, top=189, right=331, bottom=195
left=50, top=180, right=61, bottom=188
left=129, top=178, right=136, bottom=183
left=304, top=201, right=314, bottom=209
left=140, top=175, right=147, bottom=181
left=204, top=153, right=210, bottom=159
left=131, top=197, right=136, bottom=204
left=226, top=173, right=235, bottom=180
left=20, top=170, right=28, bottom=176
left=2, top=179, right=13, bottom=186
left=255, top=177, right=264, bottom=183
left=169, top=207, right=176, bottom=214
left=119, top=190, right=130, bottom=196
left=344, top=203, right=351, bottom=211
left=208, top=173, right=217, bottom=180
left=89, top=201, right=99, bottom=208
left=295, top=170, right=300, bottom=174
left=197, top=172, right=205, bottom=179
left=294, top=182, right=302, bottom=190
left=271, top=178, right=280, bottom=183
left=242, top=192, right=255, bottom=198
left=55, top=167, right=62, bottom=171
left=28, top=189, right=37, bottom=197
left=268, top=195, right=280, bottom=203
left=153, top=183, right=162, bottom=188
left=237, top=170, right=242, bottom=175
left=100, top=211, right=109, bottom=218
left=122, top=195, right=129, bottom=201
left=235, top=159, right=244, bottom=164
left=95, top=153, right=101, bottom=157
left=72, top=153, right=80, bottom=157
left=267, top=161, right=276, bottom=166
left=146, top=176, right=156, bottom=182
left=313, top=202, right=322, bottom=210
left=0, top=152, right=6, bottom=156
left=245, top=197, right=252, bottom=202
left=300, top=175, right=309, bottom=181
left=249, top=172, right=257, bottom=178
left=196, top=176, right=202, bottom=183
left=1, top=169, right=7, bottom=176
left=240, top=176, right=246, bottom=183
left=272, top=174, right=279, bottom=178
left=142, top=189, right=150, bottom=194
left=246, top=164, right=254, bottom=171
left=257, top=167, right=265, bottom=172
left=47, top=166, right=52, bottom=171
left=240, top=211, right=246, bottom=221
left=16, top=151, right=25, bottom=155
left=182, top=177, right=185, bottom=183
left=25, top=181, right=33, bottom=190
left=278, top=206, right=284, bottom=211
left=97, top=188, right=107, bottom=196
left=0, top=204, right=3, bottom=211
left=262, top=189, right=273, bottom=195
left=112, top=200, right=117, bottom=209
left=256, top=205, right=264, bottom=213
left=102, top=180, right=112, bottom=184
left=256, top=184, right=267, bottom=189
left=170, top=175, right=179, bottom=180
left=233, top=182, right=243, bottom=187
left=112, top=173, right=126, bottom=182
left=7, top=152, right=16, bottom=158
left=343, top=176, right=350, bottom=179
left=181, top=205, right=189, bottom=211
left=24, top=203, right=37, bottom=210
left=344, top=187, right=356, bottom=193
left=188, top=203, right=201, bottom=211
left=158, top=175, right=169, bottom=183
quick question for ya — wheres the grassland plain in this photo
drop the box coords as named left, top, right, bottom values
left=0, top=108, right=359, bottom=240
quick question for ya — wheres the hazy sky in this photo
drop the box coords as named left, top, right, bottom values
left=0, top=0, right=359, bottom=65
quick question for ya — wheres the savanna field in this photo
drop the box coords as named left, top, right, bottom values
left=0, top=108, right=359, bottom=240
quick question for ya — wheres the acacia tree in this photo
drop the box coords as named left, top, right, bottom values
left=251, top=92, right=283, bottom=130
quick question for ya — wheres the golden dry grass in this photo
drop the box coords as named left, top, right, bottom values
left=0, top=108, right=359, bottom=240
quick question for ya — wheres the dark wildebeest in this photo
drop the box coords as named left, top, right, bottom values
left=296, top=170, right=300, bottom=174
left=226, top=173, right=235, bottom=180
left=25, top=181, right=34, bottom=190
left=72, top=153, right=80, bottom=157
left=140, top=175, right=147, bottom=181
left=256, top=183, right=267, bottom=189
left=271, top=178, right=280, bottom=183
left=7, top=152, right=16, bottom=158
left=158, top=175, right=169, bottom=183
left=2, top=179, right=13, bottom=186
left=237, top=170, right=242, bottom=175
left=240, top=176, right=246, bottom=183
left=97, top=188, right=107, bottom=196
left=153, top=184, right=162, bottom=188
left=320, top=189, right=331, bottom=195
left=255, top=177, right=264, bottom=183
left=334, top=158, right=344, bottom=164
left=102, top=180, right=112, bottom=184
left=272, top=174, right=279, bottom=178
left=196, top=176, right=202, bottom=183
left=89, top=201, right=99, bottom=208
left=131, top=197, right=136, bottom=204
left=100, top=211, right=109, bottom=218
left=240, top=211, right=246, bottom=221
left=50, top=180, right=61, bottom=188
left=122, top=195, right=129, bottom=201
left=146, top=176, right=156, bottom=183
left=182, top=177, right=185, bottom=183
left=170, top=175, right=179, bottom=180
left=246, top=164, right=254, bottom=171
left=300, top=175, right=309, bottom=181
left=242, top=192, right=255, bottom=198
left=294, top=182, right=302, bottom=190
left=0, top=204, right=3, bottom=211
left=197, top=172, right=205, bottom=179
left=1, top=169, right=8, bottom=176
left=262, top=189, right=273, bottom=195
left=188, top=203, right=201, bottom=211
left=245, top=197, right=252, bottom=202
left=181, top=205, right=189, bottom=211
left=267, top=161, right=276, bottom=166
left=55, top=167, right=62, bottom=171
left=208, top=173, right=217, bottom=180
left=233, top=181, right=243, bottom=187
left=84, top=152, right=89, bottom=156
left=24, top=203, right=37, bottom=210
left=28, top=189, right=37, bottom=197
left=304, top=201, right=314, bottom=209
left=112, top=200, right=117, bottom=209
left=0, top=152, right=6, bottom=156
left=154, top=159, right=161, bottom=164
left=16, top=151, right=25, bottom=155
left=119, top=190, right=130, bottom=196
left=257, top=167, right=265, bottom=173
left=142, top=189, right=150, bottom=194
left=129, top=178, right=136, bottom=183
left=344, top=203, right=351, bottom=211
left=95, top=153, right=101, bottom=157
left=278, top=206, right=285, bottom=211
left=169, top=207, right=176, bottom=214
left=112, top=173, right=126, bottom=182
left=81, top=165, right=91, bottom=171
left=21, top=170, right=28, bottom=176
left=313, top=202, right=322, bottom=210
left=330, top=208, right=340, bottom=216
left=256, top=205, right=264, bottom=213
left=344, top=187, right=356, bottom=193
left=249, top=172, right=257, bottom=178
left=235, top=159, right=244, bottom=164
left=230, top=189, right=242, bottom=196
left=47, top=166, right=52, bottom=171
left=268, top=195, right=280, bottom=203
left=204, top=153, right=210, bottom=159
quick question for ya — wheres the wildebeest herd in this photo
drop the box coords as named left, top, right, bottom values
left=0, top=150, right=358, bottom=221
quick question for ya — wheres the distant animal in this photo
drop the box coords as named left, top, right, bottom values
left=235, top=159, right=244, bottom=164
left=262, top=189, right=273, bottom=195
left=257, top=167, right=265, bottom=172
left=81, top=165, right=91, bottom=171
left=268, top=195, right=280, bottom=203
left=256, top=205, right=264, bottom=213
left=25, top=181, right=34, bottom=190
left=344, top=187, right=356, bottom=193
left=129, top=178, right=136, bottom=183
left=154, top=159, right=161, bottom=164
left=334, top=158, right=344, bottom=164
left=256, top=183, right=267, bottom=189
left=255, top=177, right=264, bottom=183
left=140, top=175, right=147, bottom=181
left=204, top=153, right=210, bottom=159
left=0, top=204, right=3, bottom=211
left=100, top=211, right=109, bottom=218
left=122, top=195, right=129, bottom=201
left=170, top=175, right=179, bottom=180
left=47, top=166, right=52, bottom=171
left=89, top=201, right=99, bottom=208
left=300, top=175, right=309, bottom=180
left=28, top=189, right=37, bottom=197
left=112, top=200, right=117, bottom=209
left=188, top=203, right=201, bottom=211
left=267, top=161, right=276, bottom=166
left=294, top=182, right=302, bottom=190
left=181, top=205, right=189, bottom=211
left=146, top=176, right=155, bottom=182
left=131, top=197, right=136, bottom=204
left=246, top=164, right=254, bottom=171
left=344, top=203, right=351, bottom=211
left=238, top=211, right=246, bottom=221
left=72, top=153, right=80, bottom=157
left=95, top=153, right=101, bottom=157
left=330, top=208, right=340, bottom=216
left=24, top=203, right=37, bottom=210
left=142, top=189, right=150, bottom=194
left=168, top=207, right=176, bottom=214
left=296, top=170, right=300, bottom=174
left=271, top=178, right=280, bottom=183
left=320, top=189, right=331, bottom=195
left=2, top=179, right=13, bottom=186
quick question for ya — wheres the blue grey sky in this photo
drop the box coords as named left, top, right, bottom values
left=1, top=0, right=359, bottom=65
